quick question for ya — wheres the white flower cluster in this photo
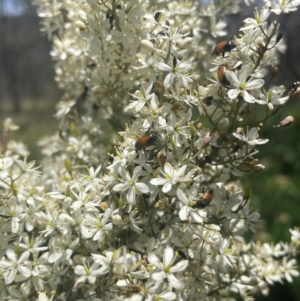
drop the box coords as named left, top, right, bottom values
left=0, top=0, right=300, bottom=300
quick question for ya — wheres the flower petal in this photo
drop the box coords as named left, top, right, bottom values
left=150, top=178, right=167, bottom=186
left=135, top=182, right=150, bottom=193
left=167, top=273, right=184, bottom=290
left=163, top=247, right=175, bottom=266
left=147, top=253, right=164, bottom=270
left=227, top=89, right=240, bottom=99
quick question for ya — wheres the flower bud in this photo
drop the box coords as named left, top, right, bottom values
left=219, top=132, right=228, bottom=142
left=279, top=116, right=294, bottom=127
left=64, top=159, right=73, bottom=176
left=181, top=25, right=190, bottom=35
left=112, top=214, right=122, bottom=225
left=218, top=118, right=229, bottom=129
left=181, top=37, right=193, bottom=48
left=197, top=123, right=202, bottom=129
left=271, top=66, right=279, bottom=78
left=190, top=124, right=196, bottom=139
left=78, top=10, right=87, bottom=21
left=140, top=39, right=154, bottom=52
left=200, top=134, right=211, bottom=148
left=100, top=202, right=108, bottom=212
left=249, top=164, right=265, bottom=173
left=75, top=20, right=86, bottom=30
left=156, top=151, right=166, bottom=168
left=236, top=127, right=243, bottom=134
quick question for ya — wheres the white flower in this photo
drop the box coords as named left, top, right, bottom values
left=176, top=189, right=204, bottom=223
left=281, top=258, right=299, bottom=282
left=126, top=81, right=156, bottom=112
left=241, top=7, right=270, bottom=30
left=251, top=85, right=289, bottom=108
left=54, top=100, right=76, bottom=118
left=232, top=127, right=269, bottom=146
left=226, top=66, right=264, bottom=103
left=113, top=166, right=150, bottom=204
left=147, top=247, right=188, bottom=289
left=267, top=0, right=300, bottom=14
left=150, top=162, right=187, bottom=193
left=81, top=209, right=113, bottom=241
left=0, top=196, right=25, bottom=233
left=156, top=59, right=192, bottom=89
left=0, top=249, right=31, bottom=284
left=19, top=233, right=48, bottom=254
left=241, top=202, right=260, bottom=232
left=74, top=259, right=104, bottom=287
left=3, top=118, right=19, bottom=131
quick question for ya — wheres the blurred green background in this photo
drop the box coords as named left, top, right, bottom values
left=0, top=0, right=299, bottom=300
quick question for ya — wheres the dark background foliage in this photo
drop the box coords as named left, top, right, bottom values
left=0, top=0, right=299, bottom=299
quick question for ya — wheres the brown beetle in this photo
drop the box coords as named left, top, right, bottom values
left=217, top=65, right=231, bottom=87
left=212, top=40, right=236, bottom=57
left=135, top=132, right=158, bottom=152
left=195, top=188, right=214, bottom=209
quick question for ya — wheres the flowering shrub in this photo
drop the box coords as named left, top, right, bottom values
left=1, top=0, right=300, bottom=300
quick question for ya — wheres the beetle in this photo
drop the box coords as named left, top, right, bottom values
left=212, top=40, right=236, bottom=57
left=217, top=64, right=231, bottom=87
left=289, top=81, right=300, bottom=92
left=135, top=132, right=158, bottom=152
left=195, top=188, right=214, bottom=209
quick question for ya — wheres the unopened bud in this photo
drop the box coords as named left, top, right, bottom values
left=64, top=159, right=73, bottom=176
left=112, top=214, right=122, bottom=225
left=200, top=134, right=211, bottom=148
left=197, top=123, right=202, bottom=129
left=219, top=132, right=228, bottom=142
left=140, top=39, right=154, bottom=52
left=236, top=127, right=243, bottom=134
left=280, top=116, right=294, bottom=127
left=181, top=37, right=193, bottom=48
left=156, top=151, right=166, bottom=168
left=75, top=20, right=86, bottom=30
left=181, top=25, right=190, bottom=35
left=65, top=185, right=71, bottom=197
left=248, top=159, right=259, bottom=167
left=218, top=118, right=229, bottom=129
left=99, top=202, right=108, bottom=212
left=271, top=66, right=279, bottom=78
left=78, top=10, right=87, bottom=21
left=190, top=124, right=196, bottom=138
left=250, top=164, right=265, bottom=173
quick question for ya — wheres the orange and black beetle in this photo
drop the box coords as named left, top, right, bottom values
left=135, top=132, right=158, bottom=152
left=212, top=40, right=236, bottom=57
left=195, top=188, right=214, bottom=209
left=218, top=65, right=231, bottom=87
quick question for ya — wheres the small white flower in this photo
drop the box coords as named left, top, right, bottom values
left=150, top=162, right=187, bottom=193
left=232, top=127, right=268, bottom=145
left=113, top=166, right=150, bottom=204
left=148, top=247, right=188, bottom=289
left=0, top=249, right=31, bottom=284
left=176, top=189, right=204, bottom=223
left=74, top=259, right=104, bottom=287
left=156, top=59, right=192, bottom=89
left=54, top=100, right=76, bottom=118
left=226, top=66, right=264, bottom=103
